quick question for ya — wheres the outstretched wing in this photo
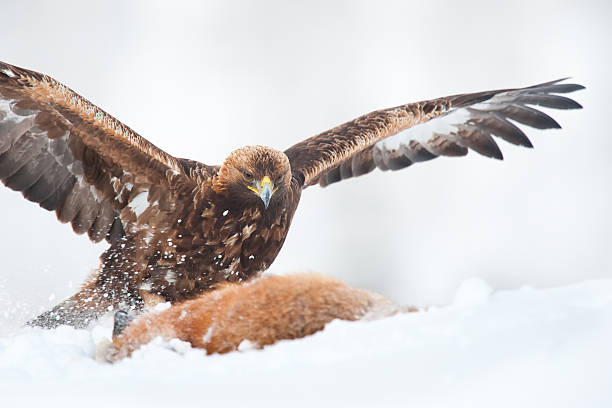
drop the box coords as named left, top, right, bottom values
left=0, top=61, right=205, bottom=243
left=285, top=79, right=584, bottom=188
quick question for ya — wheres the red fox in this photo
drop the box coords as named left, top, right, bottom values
left=100, top=273, right=416, bottom=362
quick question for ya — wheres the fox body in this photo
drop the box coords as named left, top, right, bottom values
left=101, top=273, right=415, bottom=362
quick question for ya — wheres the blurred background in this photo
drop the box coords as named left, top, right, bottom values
left=1, top=0, right=610, bottom=325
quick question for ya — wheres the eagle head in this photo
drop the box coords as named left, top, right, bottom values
left=214, top=145, right=291, bottom=209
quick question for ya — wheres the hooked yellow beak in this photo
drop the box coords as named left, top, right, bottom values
left=247, top=176, right=278, bottom=208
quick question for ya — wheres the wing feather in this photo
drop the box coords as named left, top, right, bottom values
left=0, top=61, right=211, bottom=242
left=286, top=79, right=583, bottom=188
left=467, top=115, right=532, bottom=148
left=495, top=105, right=561, bottom=129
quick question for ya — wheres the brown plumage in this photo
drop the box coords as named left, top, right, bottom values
left=0, top=61, right=583, bottom=328
left=99, top=273, right=408, bottom=362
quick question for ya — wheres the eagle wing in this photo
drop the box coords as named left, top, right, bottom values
left=284, top=79, right=584, bottom=188
left=0, top=61, right=207, bottom=243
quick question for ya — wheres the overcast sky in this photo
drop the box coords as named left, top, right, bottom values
left=1, top=0, right=610, bottom=318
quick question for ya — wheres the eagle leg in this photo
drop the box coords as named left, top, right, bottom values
left=112, top=310, right=133, bottom=336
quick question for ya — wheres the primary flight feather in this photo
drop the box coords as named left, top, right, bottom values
left=0, top=61, right=583, bottom=328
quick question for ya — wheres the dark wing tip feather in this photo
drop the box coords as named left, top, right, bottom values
left=339, top=160, right=353, bottom=179
left=381, top=146, right=413, bottom=170
left=404, top=140, right=438, bottom=163
left=499, top=105, right=561, bottom=129
left=532, top=83, right=585, bottom=94
left=526, top=77, right=570, bottom=88
left=454, top=127, right=504, bottom=160
left=515, top=94, right=583, bottom=110
left=468, top=116, right=534, bottom=148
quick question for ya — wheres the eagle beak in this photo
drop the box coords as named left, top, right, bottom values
left=248, top=176, right=277, bottom=208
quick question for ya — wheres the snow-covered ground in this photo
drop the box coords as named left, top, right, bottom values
left=1, top=277, right=610, bottom=407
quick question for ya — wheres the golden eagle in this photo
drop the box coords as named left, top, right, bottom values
left=0, top=61, right=583, bottom=328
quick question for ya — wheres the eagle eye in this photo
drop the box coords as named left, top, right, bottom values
left=243, top=170, right=253, bottom=180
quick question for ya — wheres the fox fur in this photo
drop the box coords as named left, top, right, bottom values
left=100, top=273, right=416, bottom=362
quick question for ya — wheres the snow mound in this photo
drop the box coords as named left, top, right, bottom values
left=1, top=278, right=611, bottom=407
left=452, top=277, right=493, bottom=307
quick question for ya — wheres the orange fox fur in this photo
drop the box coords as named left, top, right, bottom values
left=101, top=273, right=415, bottom=362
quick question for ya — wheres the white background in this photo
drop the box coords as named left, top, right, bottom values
left=1, top=0, right=610, bottom=317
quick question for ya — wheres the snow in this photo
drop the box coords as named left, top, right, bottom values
left=1, top=277, right=611, bottom=407
left=153, top=302, right=172, bottom=312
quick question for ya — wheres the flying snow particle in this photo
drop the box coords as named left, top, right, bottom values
left=154, top=302, right=171, bottom=312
